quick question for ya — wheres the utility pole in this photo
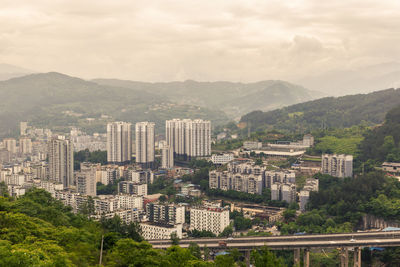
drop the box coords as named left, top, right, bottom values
left=99, top=234, right=104, bottom=266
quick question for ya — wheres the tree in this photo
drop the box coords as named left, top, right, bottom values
left=188, top=242, right=202, bottom=259
left=251, top=247, right=286, bottom=267
left=219, top=225, right=233, bottom=237
left=170, top=232, right=180, bottom=245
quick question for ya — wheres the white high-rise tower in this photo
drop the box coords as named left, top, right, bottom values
left=107, top=122, right=132, bottom=164
left=166, top=119, right=211, bottom=159
left=135, top=122, right=155, bottom=169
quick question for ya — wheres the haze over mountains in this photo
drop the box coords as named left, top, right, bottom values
left=93, top=78, right=323, bottom=119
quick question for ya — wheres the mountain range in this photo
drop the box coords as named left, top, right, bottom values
left=0, top=72, right=228, bottom=137
left=93, top=79, right=324, bottom=120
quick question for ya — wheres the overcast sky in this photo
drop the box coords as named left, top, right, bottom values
left=1, top=0, right=400, bottom=83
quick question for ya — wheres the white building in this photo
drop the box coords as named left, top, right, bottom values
left=190, top=207, right=230, bottom=235
left=107, top=122, right=132, bottom=164
left=20, top=122, right=28, bottom=136
left=116, top=194, right=143, bottom=210
left=166, top=119, right=211, bottom=158
left=135, top=122, right=155, bottom=169
left=140, top=223, right=183, bottom=240
left=211, top=153, right=234, bottom=165
left=159, top=140, right=174, bottom=169
left=321, top=154, right=353, bottom=178
left=299, top=190, right=310, bottom=212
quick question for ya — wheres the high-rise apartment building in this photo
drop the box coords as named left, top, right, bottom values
left=76, top=162, right=97, bottom=196
left=47, top=137, right=74, bottom=188
left=107, top=122, right=132, bottom=164
left=159, top=140, right=174, bottom=169
left=3, top=138, right=17, bottom=154
left=166, top=119, right=211, bottom=159
left=190, top=207, right=230, bottom=235
left=135, top=122, right=155, bottom=168
left=19, top=137, right=32, bottom=154
left=321, top=154, right=353, bottom=178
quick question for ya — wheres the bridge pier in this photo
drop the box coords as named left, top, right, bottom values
left=340, top=247, right=349, bottom=267
left=303, top=248, right=310, bottom=267
left=244, top=250, right=251, bottom=267
left=294, top=248, right=301, bottom=266
left=353, top=247, right=361, bottom=267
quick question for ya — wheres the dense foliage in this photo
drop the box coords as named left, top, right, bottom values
left=240, top=88, right=400, bottom=132
left=0, top=188, right=290, bottom=266
left=74, top=149, right=107, bottom=170
left=279, top=172, right=400, bottom=235
left=359, top=104, right=400, bottom=163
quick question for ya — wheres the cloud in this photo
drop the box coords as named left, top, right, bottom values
left=0, top=0, right=399, bottom=84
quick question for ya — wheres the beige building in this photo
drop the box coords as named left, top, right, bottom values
left=19, top=137, right=32, bottom=154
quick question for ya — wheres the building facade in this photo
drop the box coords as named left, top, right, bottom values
left=190, top=207, right=230, bottom=235
left=135, top=122, right=155, bottom=168
left=159, top=140, right=174, bottom=169
left=321, top=154, right=353, bottom=178
left=166, top=119, right=211, bottom=159
left=47, top=137, right=74, bottom=188
left=107, top=122, right=132, bottom=164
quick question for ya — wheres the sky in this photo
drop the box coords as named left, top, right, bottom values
left=1, top=0, right=400, bottom=86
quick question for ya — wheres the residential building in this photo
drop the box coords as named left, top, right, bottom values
left=99, top=167, right=120, bottom=185
left=135, top=122, right=155, bottom=169
left=3, top=138, right=17, bottom=154
left=118, top=181, right=147, bottom=196
left=190, top=207, right=230, bottom=235
left=76, top=162, right=97, bottom=196
left=140, top=223, right=182, bottom=240
left=166, top=119, right=211, bottom=158
left=321, top=154, right=353, bottom=178
left=129, top=169, right=153, bottom=184
left=211, top=153, right=234, bottom=165
left=19, top=137, right=32, bottom=154
left=47, top=137, right=74, bottom=188
left=299, top=190, right=310, bottom=212
left=107, top=122, right=132, bottom=164
left=116, top=194, right=143, bottom=210
left=159, top=140, right=174, bottom=169
left=146, top=203, right=185, bottom=225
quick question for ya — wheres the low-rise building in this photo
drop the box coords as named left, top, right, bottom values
left=140, top=223, right=183, bottom=240
left=211, top=153, right=234, bottom=165
left=190, top=207, right=230, bottom=235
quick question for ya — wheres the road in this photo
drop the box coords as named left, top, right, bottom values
left=149, top=231, right=400, bottom=250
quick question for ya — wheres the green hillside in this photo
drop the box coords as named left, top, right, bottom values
left=358, top=104, right=400, bottom=163
left=240, top=88, right=400, bottom=132
left=0, top=73, right=228, bottom=137
left=93, top=79, right=324, bottom=119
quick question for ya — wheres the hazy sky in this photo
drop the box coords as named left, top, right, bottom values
left=1, top=0, right=400, bottom=82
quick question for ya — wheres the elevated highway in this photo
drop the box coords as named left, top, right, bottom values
left=148, top=231, right=400, bottom=267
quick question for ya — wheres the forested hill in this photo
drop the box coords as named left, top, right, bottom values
left=240, top=88, right=400, bottom=132
left=358, top=104, right=400, bottom=163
